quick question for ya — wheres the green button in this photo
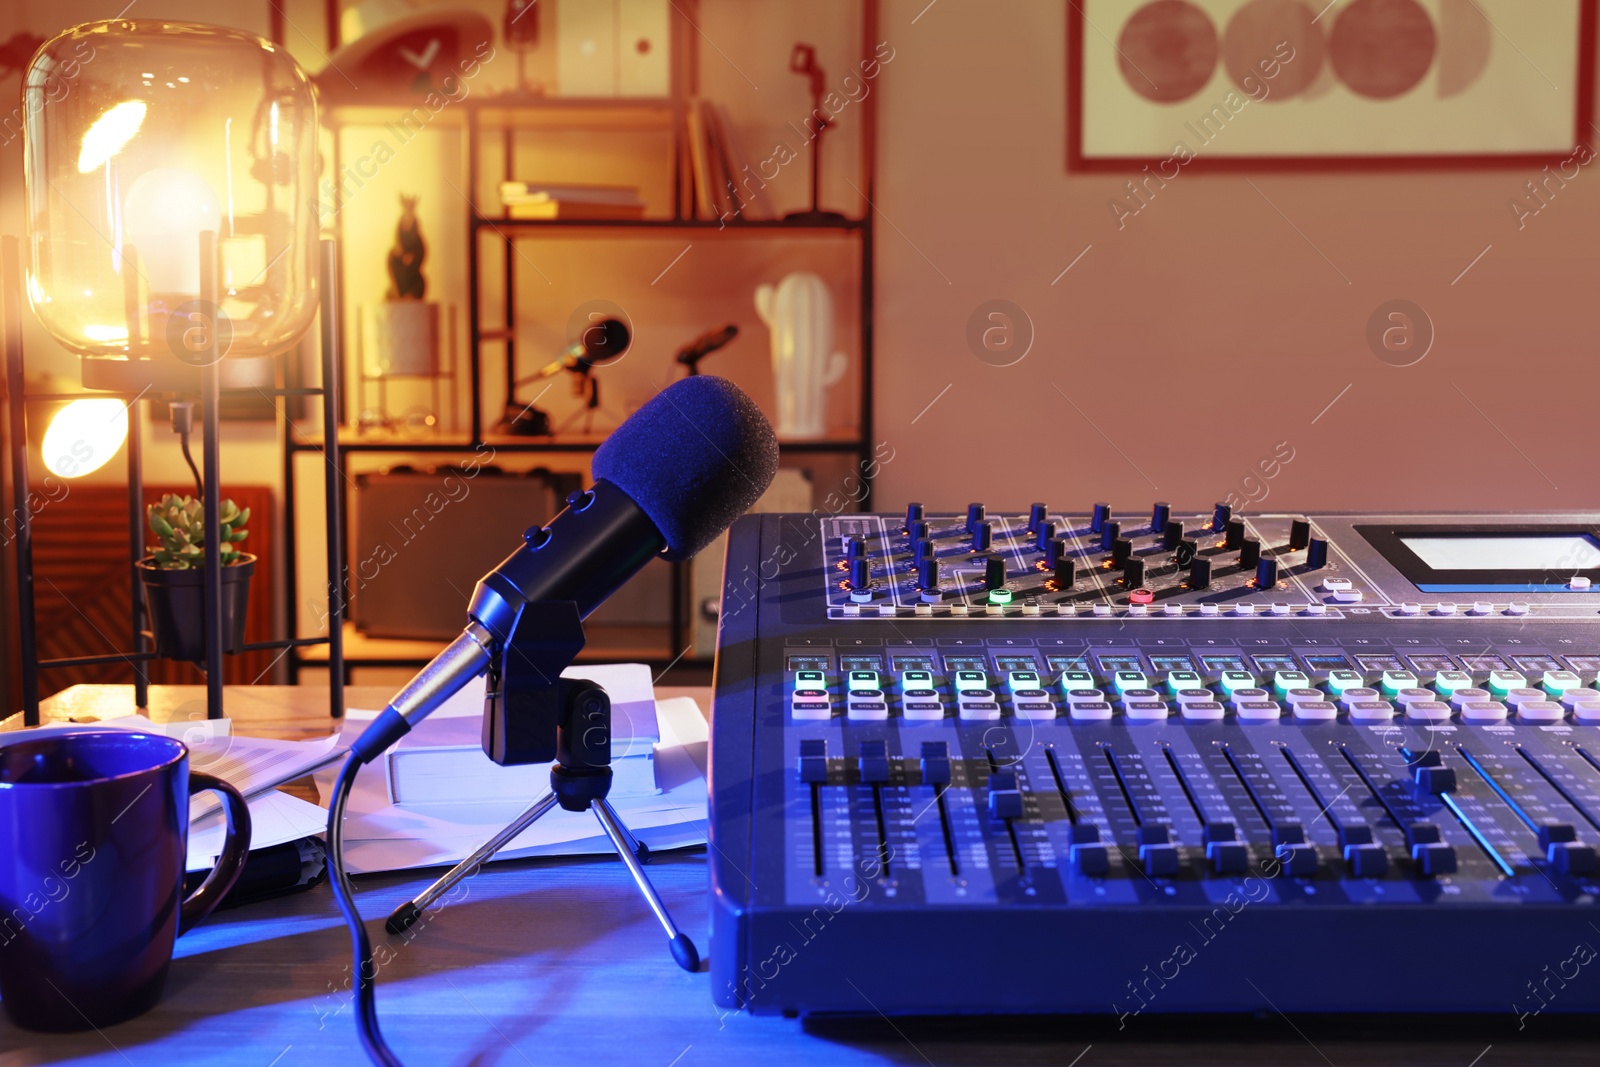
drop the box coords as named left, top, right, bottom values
left=1488, top=670, right=1526, bottom=694
left=1059, top=670, right=1095, bottom=693
left=1544, top=670, right=1583, bottom=694
left=955, top=670, right=989, bottom=692
left=1114, top=670, right=1149, bottom=693
left=1166, top=670, right=1202, bottom=694
left=1326, top=669, right=1365, bottom=692
left=900, top=670, right=933, bottom=691
left=848, top=671, right=879, bottom=692
left=1220, top=671, right=1257, bottom=692
left=1274, top=670, right=1310, bottom=694
left=1381, top=670, right=1418, bottom=693
left=795, top=670, right=826, bottom=690
left=988, top=587, right=1014, bottom=606
left=1434, top=670, right=1473, bottom=693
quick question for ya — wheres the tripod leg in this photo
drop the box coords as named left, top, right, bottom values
left=386, top=790, right=561, bottom=934
left=592, top=799, right=700, bottom=972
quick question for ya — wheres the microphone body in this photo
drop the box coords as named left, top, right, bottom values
left=353, top=481, right=665, bottom=760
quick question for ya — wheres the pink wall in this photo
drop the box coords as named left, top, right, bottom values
left=871, top=0, right=1600, bottom=516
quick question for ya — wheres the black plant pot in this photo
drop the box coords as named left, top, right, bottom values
left=138, top=555, right=255, bottom=663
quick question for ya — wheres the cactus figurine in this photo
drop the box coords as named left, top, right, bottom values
left=386, top=193, right=426, bottom=300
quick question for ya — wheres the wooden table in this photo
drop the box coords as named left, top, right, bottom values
left=3, top=686, right=1595, bottom=1066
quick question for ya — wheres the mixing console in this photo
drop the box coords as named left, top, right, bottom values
left=708, top=507, right=1600, bottom=1020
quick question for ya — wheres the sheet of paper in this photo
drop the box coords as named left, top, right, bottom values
left=186, top=789, right=328, bottom=872
left=314, top=695, right=709, bottom=875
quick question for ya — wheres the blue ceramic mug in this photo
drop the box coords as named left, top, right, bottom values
left=0, top=730, right=252, bottom=1032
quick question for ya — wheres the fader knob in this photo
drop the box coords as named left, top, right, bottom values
left=1100, top=520, right=1121, bottom=553
left=1091, top=502, right=1112, bottom=534
left=1289, top=518, right=1311, bottom=551
left=1162, top=520, right=1183, bottom=550
left=905, top=503, right=924, bottom=532
left=966, top=503, right=986, bottom=532
left=1239, top=538, right=1261, bottom=568
left=1306, top=537, right=1329, bottom=569
left=1112, top=537, right=1133, bottom=566
left=1124, top=558, right=1146, bottom=588
left=917, top=556, right=939, bottom=590
left=848, top=556, right=870, bottom=589
left=1225, top=519, right=1245, bottom=549
left=1151, top=502, right=1170, bottom=532
left=1028, top=502, right=1048, bottom=534
left=985, top=555, right=1007, bottom=589
left=1190, top=558, right=1212, bottom=589
left=1036, top=520, right=1057, bottom=552
left=1212, top=502, right=1231, bottom=530
left=972, top=521, right=993, bottom=552
left=1255, top=557, right=1279, bottom=590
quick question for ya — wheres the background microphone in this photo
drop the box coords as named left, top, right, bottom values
left=350, top=375, right=779, bottom=760
left=520, top=317, right=631, bottom=384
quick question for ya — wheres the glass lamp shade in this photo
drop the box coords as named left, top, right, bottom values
left=23, top=21, right=320, bottom=367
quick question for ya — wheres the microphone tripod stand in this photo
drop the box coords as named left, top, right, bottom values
left=384, top=601, right=698, bottom=972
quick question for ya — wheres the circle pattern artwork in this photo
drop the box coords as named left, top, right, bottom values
left=1222, top=0, right=1326, bottom=101
left=1118, top=1, right=1220, bottom=103
left=1329, top=0, right=1437, bottom=99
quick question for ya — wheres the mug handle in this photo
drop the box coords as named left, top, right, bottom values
left=179, top=772, right=253, bottom=934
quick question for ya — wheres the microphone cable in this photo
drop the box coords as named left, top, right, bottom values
left=326, top=752, right=404, bottom=1067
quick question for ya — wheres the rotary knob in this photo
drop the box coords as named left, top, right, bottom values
left=1124, top=557, right=1146, bottom=588
left=904, top=502, right=924, bottom=533
left=1036, top=520, right=1057, bottom=552
left=909, top=520, right=930, bottom=544
left=1151, top=501, right=1171, bottom=532
left=1028, top=502, right=1048, bottom=535
left=917, top=556, right=939, bottom=590
left=1053, top=556, right=1076, bottom=589
left=848, top=556, right=870, bottom=590
left=1112, top=537, right=1133, bottom=567
left=1289, top=518, right=1311, bottom=551
left=1100, top=519, right=1122, bottom=553
left=846, top=537, right=865, bottom=560
left=984, top=555, right=1007, bottom=589
left=972, top=521, right=993, bottom=552
left=1212, top=502, right=1231, bottom=531
left=1306, top=537, right=1329, bottom=569
left=1225, top=518, right=1246, bottom=549
left=966, top=502, right=986, bottom=532
left=1239, top=538, right=1261, bottom=569
left=1255, top=557, right=1279, bottom=590
left=1175, top=538, right=1198, bottom=568
left=1162, top=519, right=1183, bottom=550
left=1091, top=502, right=1112, bottom=534
left=1189, top=558, right=1213, bottom=590
left=914, top=538, right=936, bottom=564
left=1045, top=537, right=1067, bottom=568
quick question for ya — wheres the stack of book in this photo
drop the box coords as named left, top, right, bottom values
left=498, top=181, right=646, bottom=220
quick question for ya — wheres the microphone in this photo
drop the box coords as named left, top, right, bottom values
left=349, top=375, right=778, bottom=761
left=517, top=317, right=630, bottom=385
left=675, top=323, right=738, bottom=371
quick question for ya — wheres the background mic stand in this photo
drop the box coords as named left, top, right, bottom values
left=383, top=601, right=700, bottom=972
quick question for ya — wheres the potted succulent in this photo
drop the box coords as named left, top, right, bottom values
left=138, top=494, right=255, bottom=662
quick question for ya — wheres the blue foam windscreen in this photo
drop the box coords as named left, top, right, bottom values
left=593, top=376, right=779, bottom=561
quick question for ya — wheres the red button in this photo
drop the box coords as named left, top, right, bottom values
left=1129, top=588, right=1155, bottom=605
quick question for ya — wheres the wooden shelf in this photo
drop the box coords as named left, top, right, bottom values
left=287, top=431, right=866, bottom=455
left=474, top=216, right=865, bottom=233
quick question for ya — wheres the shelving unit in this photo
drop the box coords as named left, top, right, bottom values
left=284, top=0, right=878, bottom=682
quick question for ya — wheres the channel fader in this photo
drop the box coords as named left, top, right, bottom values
left=708, top=506, right=1600, bottom=1018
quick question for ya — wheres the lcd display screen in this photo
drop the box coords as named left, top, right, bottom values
left=1398, top=534, right=1600, bottom=571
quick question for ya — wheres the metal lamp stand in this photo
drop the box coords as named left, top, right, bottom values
left=2, top=234, right=347, bottom=725
left=383, top=601, right=699, bottom=972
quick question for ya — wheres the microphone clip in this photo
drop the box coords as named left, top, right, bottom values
left=481, top=601, right=611, bottom=800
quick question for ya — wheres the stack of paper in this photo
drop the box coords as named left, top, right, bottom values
left=316, top=686, right=709, bottom=875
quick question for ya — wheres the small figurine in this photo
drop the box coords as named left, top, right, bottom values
left=386, top=193, right=426, bottom=300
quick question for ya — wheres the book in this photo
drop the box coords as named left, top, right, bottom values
left=383, top=711, right=660, bottom=806
left=499, top=181, right=642, bottom=206
left=687, top=98, right=713, bottom=219
left=505, top=200, right=647, bottom=220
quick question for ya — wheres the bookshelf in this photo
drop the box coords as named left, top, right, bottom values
left=283, top=0, right=879, bottom=682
